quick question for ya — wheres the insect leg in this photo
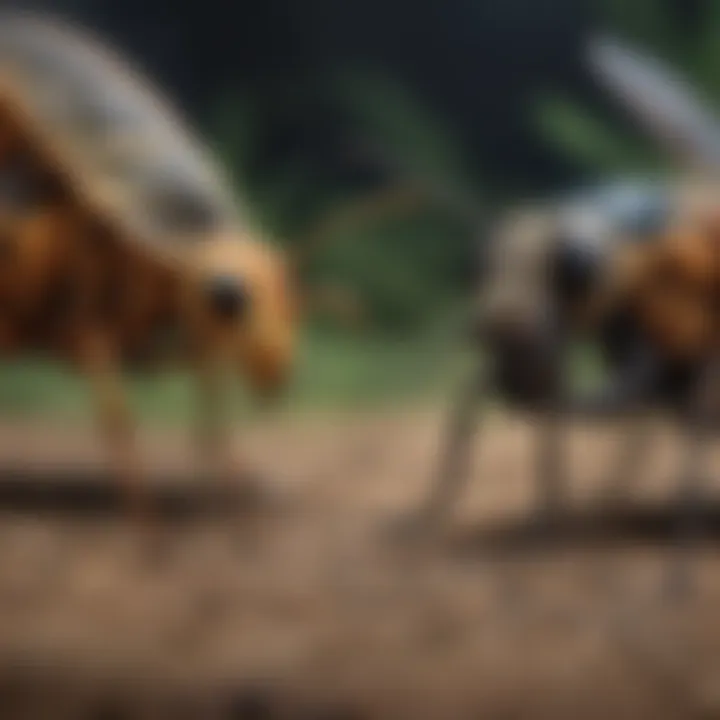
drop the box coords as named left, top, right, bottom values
left=664, top=358, right=718, bottom=599
left=194, top=359, right=231, bottom=490
left=392, top=359, right=487, bottom=537
left=193, top=358, right=267, bottom=513
left=593, top=411, right=655, bottom=509
left=527, top=326, right=571, bottom=534
left=534, top=400, right=565, bottom=527
left=79, top=331, right=147, bottom=520
left=563, top=341, right=660, bottom=511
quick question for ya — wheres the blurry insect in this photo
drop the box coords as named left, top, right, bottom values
left=399, top=37, right=720, bottom=547
left=586, top=38, right=720, bottom=573
left=399, top=179, right=690, bottom=533
left=0, top=11, right=312, bottom=516
left=0, top=11, right=397, bottom=519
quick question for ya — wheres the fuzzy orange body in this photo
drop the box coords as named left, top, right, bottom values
left=0, top=135, right=297, bottom=391
left=0, top=11, right=303, bottom=518
left=621, top=215, right=720, bottom=363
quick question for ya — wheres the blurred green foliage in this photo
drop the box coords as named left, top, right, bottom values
left=0, top=331, right=470, bottom=422
left=210, top=71, right=481, bottom=338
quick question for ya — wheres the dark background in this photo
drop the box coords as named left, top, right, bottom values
left=9, top=0, right=695, bottom=194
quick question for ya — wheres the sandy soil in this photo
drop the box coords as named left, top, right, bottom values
left=0, top=408, right=719, bottom=719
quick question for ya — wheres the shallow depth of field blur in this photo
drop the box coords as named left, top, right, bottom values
left=2, top=1, right=720, bottom=719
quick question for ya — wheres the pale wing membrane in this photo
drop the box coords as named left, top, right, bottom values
left=587, top=36, right=720, bottom=170
left=0, top=12, right=241, bottom=261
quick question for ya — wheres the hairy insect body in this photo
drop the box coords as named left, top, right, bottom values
left=621, top=222, right=720, bottom=363
left=0, top=12, right=297, bottom=384
left=477, top=180, right=720, bottom=409
left=0, top=12, right=299, bottom=516
left=0, top=143, right=176, bottom=367
left=0, top=184, right=295, bottom=382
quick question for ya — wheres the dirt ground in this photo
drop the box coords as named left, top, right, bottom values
left=2, top=408, right=720, bottom=719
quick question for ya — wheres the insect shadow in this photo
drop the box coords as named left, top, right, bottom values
left=445, top=499, right=720, bottom=558
left=0, top=464, right=266, bottom=521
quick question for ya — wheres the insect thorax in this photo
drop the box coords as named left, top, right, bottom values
left=0, top=142, right=192, bottom=366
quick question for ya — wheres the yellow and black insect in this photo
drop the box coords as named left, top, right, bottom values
left=0, top=11, right=301, bottom=515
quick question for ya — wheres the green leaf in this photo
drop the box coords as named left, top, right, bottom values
left=536, top=95, right=664, bottom=173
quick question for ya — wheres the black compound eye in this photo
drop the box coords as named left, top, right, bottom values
left=207, top=275, right=249, bottom=321
left=550, top=237, right=600, bottom=304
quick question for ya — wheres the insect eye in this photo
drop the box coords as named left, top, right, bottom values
left=206, top=275, right=249, bottom=321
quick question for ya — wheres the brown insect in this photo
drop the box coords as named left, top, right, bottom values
left=394, top=185, right=720, bottom=548
left=399, top=38, right=720, bottom=554
left=0, top=11, right=305, bottom=516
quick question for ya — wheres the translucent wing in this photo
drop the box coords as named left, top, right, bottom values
left=0, top=11, right=242, bottom=264
left=587, top=36, right=720, bottom=170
